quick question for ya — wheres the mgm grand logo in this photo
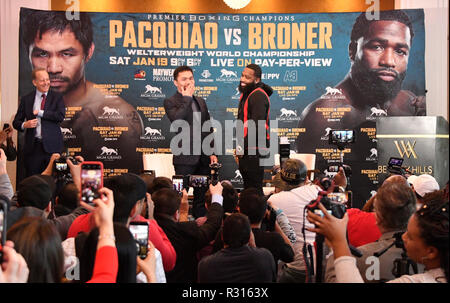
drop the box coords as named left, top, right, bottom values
left=99, top=106, right=123, bottom=120
left=96, top=146, right=122, bottom=160
left=278, top=108, right=300, bottom=121
left=141, top=84, right=165, bottom=98
left=216, top=69, right=239, bottom=82
left=320, top=86, right=345, bottom=99
left=141, top=127, right=165, bottom=141
left=60, top=127, right=76, bottom=139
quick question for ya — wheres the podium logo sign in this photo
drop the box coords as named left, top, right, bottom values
left=394, top=140, right=418, bottom=159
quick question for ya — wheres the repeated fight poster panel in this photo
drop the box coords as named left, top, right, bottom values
left=18, top=8, right=425, bottom=207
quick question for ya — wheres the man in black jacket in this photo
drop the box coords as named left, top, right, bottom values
left=236, top=64, right=272, bottom=195
left=13, top=69, right=65, bottom=177
left=212, top=188, right=294, bottom=270
left=164, top=66, right=217, bottom=218
left=152, top=182, right=223, bottom=283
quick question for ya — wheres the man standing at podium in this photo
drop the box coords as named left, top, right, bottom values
left=164, top=66, right=217, bottom=218
left=296, top=10, right=426, bottom=148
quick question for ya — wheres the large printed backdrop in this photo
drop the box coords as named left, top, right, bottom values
left=18, top=8, right=425, bottom=207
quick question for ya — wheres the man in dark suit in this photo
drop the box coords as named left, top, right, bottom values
left=164, top=66, right=217, bottom=218
left=13, top=68, right=65, bottom=177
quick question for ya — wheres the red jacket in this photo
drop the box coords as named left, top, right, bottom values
left=68, top=214, right=176, bottom=271
left=346, top=208, right=382, bottom=247
left=87, top=246, right=118, bottom=283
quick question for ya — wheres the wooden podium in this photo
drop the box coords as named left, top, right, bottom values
left=376, top=116, right=449, bottom=188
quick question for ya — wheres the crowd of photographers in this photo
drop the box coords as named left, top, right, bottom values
left=0, top=148, right=448, bottom=283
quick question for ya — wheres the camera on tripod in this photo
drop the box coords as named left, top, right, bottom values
left=374, top=231, right=418, bottom=278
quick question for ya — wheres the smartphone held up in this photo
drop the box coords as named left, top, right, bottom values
left=129, top=221, right=149, bottom=259
left=80, top=161, right=104, bottom=203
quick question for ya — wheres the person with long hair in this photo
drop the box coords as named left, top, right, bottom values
left=307, top=190, right=448, bottom=283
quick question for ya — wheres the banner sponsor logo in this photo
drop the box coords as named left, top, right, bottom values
left=141, top=126, right=165, bottom=141
left=321, top=127, right=332, bottom=141
left=141, top=83, right=166, bottom=98
left=97, top=146, right=122, bottom=160
left=394, top=140, right=418, bottom=159
left=278, top=107, right=300, bottom=121
left=366, top=148, right=378, bottom=161
left=98, top=106, right=124, bottom=120
left=283, top=70, right=298, bottom=82
left=134, top=69, right=146, bottom=80
left=61, top=127, right=76, bottom=139
left=199, top=69, right=214, bottom=83
left=320, top=86, right=345, bottom=99
left=152, top=68, right=174, bottom=82
left=231, top=169, right=243, bottom=182
left=216, top=69, right=239, bottom=82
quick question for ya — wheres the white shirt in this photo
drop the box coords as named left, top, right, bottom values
left=22, top=90, right=46, bottom=138
left=268, top=184, right=321, bottom=270
left=334, top=255, right=447, bottom=283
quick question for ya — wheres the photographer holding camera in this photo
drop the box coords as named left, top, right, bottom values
left=267, top=158, right=347, bottom=282
left=324, top=178, right=419, bottom=282
left=307, top=188, right=448, bottom=283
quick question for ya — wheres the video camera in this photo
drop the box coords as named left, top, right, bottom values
left=387, top=157, right=410, bottom=176
left=329, top=129, right=355, bottom=149
left=374, top=231, right=418, bottom=279
left=306, top=191, right=347, bottom=219
left=304, top=191, right=361, bottom=282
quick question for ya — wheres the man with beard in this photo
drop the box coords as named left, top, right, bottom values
left=236, top=64, right=272, bottom=195
left=20, top=9, right=143, bottom=175
left=296, top=10, right=425, bottom=145
left=295, top=10, right=426, bottom=207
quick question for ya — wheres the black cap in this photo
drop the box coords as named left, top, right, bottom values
left=17, top=175, right=52, bottom=209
